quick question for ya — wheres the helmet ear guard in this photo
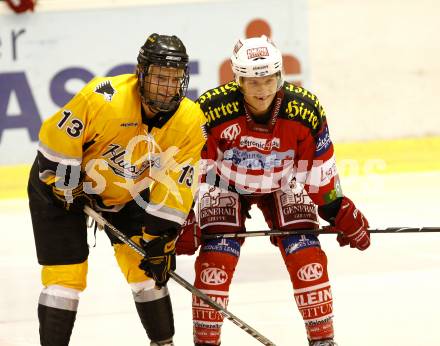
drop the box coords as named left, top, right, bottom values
left=231, top=35, right=284, bottom=90
left=137, top=33, right=190, bottom=112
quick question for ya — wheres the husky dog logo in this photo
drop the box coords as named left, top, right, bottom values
left=94, top=80, right=116, bottom=101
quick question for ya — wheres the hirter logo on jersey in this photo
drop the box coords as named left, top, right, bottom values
left=247, top=47, right=269, bottom=59
left=94, top=80, right=116, bottom=101
left=220, top=123, right=241, bottom=141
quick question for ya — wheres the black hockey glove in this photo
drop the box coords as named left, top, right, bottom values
left=52, top=183, right=95, bottom=213
left=139, top=230, right=177, bottom=287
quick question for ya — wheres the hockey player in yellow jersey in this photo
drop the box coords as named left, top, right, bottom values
left=27, top=33, right=206, bottom=346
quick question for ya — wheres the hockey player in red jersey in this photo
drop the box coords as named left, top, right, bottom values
left=176, top=36, right=370, bottom=346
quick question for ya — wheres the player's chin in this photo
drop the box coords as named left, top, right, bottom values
left=152, top=96, right=173, bottom=106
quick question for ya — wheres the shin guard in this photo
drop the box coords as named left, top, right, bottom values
left=192, top=239, right=240, bottom=345
left=278, top=235, right=334, bottom=341
left=38, top=285, right=80, bottom=346
left=133, top=285, right=174, bottom=344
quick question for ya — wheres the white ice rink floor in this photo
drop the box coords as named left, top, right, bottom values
left=1, top=171, right=440, bottom=346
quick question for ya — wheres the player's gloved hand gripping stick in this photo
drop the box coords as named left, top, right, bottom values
left=139, top=230, right=177, bottom=287
left=52, top=183, right=95, bottom=213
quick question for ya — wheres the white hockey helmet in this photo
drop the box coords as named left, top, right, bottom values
left=231, top=35, right=283, bottom=87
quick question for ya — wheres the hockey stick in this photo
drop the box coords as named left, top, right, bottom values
left=83, top=205, right=276, bottom=346
left=202, top=227, right=440, bottom=240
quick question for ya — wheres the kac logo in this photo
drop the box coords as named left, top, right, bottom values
left=297, top=263, right=323, bottom=281
left=220, top=123, right=241, bottom=141
left=200, top=267, right=228, bottom=285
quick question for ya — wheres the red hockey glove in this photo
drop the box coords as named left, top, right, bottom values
left=175, top=209, right=201, bottom=255
left=5, top=0, right=36, bottom=13
left=333, top=196, right=370, bottom=251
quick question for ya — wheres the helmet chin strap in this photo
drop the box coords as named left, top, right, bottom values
left=144, top=95, right=180, bottom=115
left=142, top=102, right=160, bottom=118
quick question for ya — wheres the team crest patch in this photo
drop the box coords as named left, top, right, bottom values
left=220, top=123, right=241, bottom=141
left=94, top=80, right=116, bottom=101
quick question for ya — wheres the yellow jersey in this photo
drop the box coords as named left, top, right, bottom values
left=37, top=74, right=206, bottom=225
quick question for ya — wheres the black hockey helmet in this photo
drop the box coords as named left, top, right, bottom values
left=137, top=33, right=189, bottom=112
left=138, top=33, right=189, bottom=68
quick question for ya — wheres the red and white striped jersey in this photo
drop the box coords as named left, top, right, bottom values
left=196, top=81, right=343, bottom=206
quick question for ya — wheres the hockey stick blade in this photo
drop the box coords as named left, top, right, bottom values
left=202, top=227, right=440, bottom=240
left=83, top=206, right=276, bottom=346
